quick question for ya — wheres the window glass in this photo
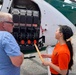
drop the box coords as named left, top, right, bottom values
left=0, top=0, right=3, bottom=10
left=70, top=0, right=76, bottom=2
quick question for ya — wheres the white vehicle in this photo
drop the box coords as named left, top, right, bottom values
left=0, top=0, right=76, bottom=54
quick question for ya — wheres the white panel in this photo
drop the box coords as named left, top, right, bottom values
left=33, top=0, right=76, bottom=46
left=1, top=0, right=13, bottom=12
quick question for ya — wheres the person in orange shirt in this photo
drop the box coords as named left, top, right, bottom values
left=41, top=25, right=74, bottom=75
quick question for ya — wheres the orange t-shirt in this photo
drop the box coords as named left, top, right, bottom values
left=50, top=43, right=70, bottom=74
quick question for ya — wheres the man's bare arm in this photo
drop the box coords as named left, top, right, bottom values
left=9, top=52, right=24, bottom=67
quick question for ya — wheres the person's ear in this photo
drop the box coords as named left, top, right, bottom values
left=0, top=22, right=4, bottom=28
left=60, top=32, right=63, bottom=37
left=2, top=24, right=5, bottom=28
left=2, top=23, right=6, bottom=29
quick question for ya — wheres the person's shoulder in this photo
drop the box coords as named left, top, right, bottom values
left=3, top=31, right=11, bottom=34
left=0, top=31, right=13, bottom=39
left=59, top=44, right=70, bottom=54
left=0, top=31, right=10, bottom=34
left=3, top=31, right=12, bottom=36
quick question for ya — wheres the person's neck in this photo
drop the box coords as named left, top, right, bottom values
left=0, top=26, right=4, bottom=31
left=0, top=29, right=4, bottom=31
left=0, top=29, right=3, bottom=31
left=58, top=39, right=66, bottom=45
